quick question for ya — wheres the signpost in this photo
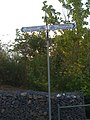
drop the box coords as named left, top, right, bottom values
left=21, top=23, right=75, bottom=32
left=21, top=23, right=75, bottom=120
left=49, top=23, right=75, bottom=30
left=21, top=25, right=45, bottom=32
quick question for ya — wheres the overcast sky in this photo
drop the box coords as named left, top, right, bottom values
left=0, top=0, right=89, bottom=44
left=0, top=0, right=61, bottom=43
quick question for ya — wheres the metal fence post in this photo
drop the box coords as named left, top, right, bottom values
left=58, top=103, right=60, bottom=120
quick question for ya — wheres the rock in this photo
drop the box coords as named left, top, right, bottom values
left=0, top=91, right=86, bottom=120
left=20, top=92, right=27, bottom=96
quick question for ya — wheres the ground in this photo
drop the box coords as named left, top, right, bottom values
left=0, top=85, right=24, bottom=91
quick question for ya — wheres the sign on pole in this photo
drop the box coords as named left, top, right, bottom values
left=21, top=25, right=45, bottom=32
left=21, top=22, right=76, bottom=120
left=49, top=23, right=75, bottom=30
left=21, top=23, right=75, bottom=32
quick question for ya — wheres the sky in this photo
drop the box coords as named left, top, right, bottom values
left=0, top=0, right=61, bottom=44
left=0, top=0, right=89, bottom=44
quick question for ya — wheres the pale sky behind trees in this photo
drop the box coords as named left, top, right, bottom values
left=0, top=0, right=89, bottom=44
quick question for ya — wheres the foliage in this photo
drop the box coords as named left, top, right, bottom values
left=12, top=31, right=48, bottom=91
left=42, top=1, right=62, bottom=24
left=0, top=0, right=90, bottom=95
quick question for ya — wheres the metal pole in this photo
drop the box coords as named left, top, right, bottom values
left=59, top=104, right=90, bottom=109
left=45, top=12, right=51, bottom=120
left=58, top=103, right=60, bottom=120
left=47, top=36, right=51, bottom=120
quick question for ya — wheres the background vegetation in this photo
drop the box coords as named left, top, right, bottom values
left=0, top=0, right=90, bottom=95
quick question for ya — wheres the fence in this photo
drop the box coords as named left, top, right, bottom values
left=58, top=102, right=90, bottom=120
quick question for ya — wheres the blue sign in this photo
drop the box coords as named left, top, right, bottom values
left=21, top=23, right=75, bottom=32
left=49, top=23, right=75, bottom=31
left=21, top=25, right=45, bottom=32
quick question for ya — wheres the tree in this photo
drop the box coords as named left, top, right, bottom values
left=42, top=1, right=62, bottom=24
left=42, top=0, right=90, bottom=93
left=12, top=29, right=48, bottom=91
left=0, top=0, right=89, bottom=93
